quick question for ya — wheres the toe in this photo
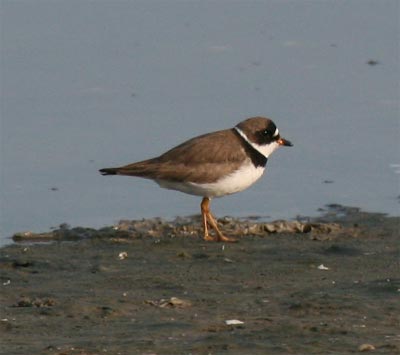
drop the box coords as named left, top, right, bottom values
left=204, top=234, right=216, bottom=242
left=217, top=235, right=238, bottom=243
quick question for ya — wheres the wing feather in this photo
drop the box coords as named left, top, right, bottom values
left=114, top=129, right=249, bottom=184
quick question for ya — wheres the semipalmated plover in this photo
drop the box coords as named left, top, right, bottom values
left=100, top=116, right=292, bottom=242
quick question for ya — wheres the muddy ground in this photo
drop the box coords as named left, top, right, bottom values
left=0, top=205, right=399, bottom=355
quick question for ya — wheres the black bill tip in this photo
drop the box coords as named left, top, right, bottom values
left=278, top=137, right=293, bottom=147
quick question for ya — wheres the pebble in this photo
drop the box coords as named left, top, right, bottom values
left=358, top=343, right=376, bottom=352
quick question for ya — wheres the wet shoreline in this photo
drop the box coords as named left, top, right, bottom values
left=1, top=205, right=399, bottom=354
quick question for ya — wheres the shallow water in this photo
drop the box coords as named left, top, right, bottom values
left=1, top=1, right=399, bottom=245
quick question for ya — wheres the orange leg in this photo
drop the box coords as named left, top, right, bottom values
left=201, top=197, right=215, bottom=241
left=200, top=197, right=237, bottom=243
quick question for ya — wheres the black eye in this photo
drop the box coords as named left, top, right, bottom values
left=263, top=129, right=271, bottom=136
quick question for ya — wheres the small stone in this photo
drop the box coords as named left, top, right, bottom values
left=358, top=343, right=375, bottom=352
left=147, top=297, right=191, bottom=308
left=176, top=251, right=190, bottom=258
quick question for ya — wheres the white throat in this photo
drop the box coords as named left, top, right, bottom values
left=234, top=127, right=280, bottom=158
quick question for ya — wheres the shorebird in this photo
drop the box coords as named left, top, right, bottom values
left=100, top=116, right=292, bottom=242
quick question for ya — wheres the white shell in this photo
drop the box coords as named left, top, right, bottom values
left=317, top=264, right=330, bottom=270
left=118, top=251, right=128, bottom=260
left=225, top=319, right=244, bottom=325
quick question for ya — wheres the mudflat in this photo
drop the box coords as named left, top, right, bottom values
left=1, top=206, right=399, bottom=355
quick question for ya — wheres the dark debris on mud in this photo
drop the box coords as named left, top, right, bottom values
left=12, top=205, right=362, bottom=244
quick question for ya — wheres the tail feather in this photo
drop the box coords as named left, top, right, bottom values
left=99, top=159, right=159, bottom=178
left=99, top=168, right=119, bottom=175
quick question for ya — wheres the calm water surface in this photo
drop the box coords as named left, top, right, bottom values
left=1, top=1, right=399, bottom=246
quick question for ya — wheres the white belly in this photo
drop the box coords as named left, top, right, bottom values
left=156, top=162, right=265, bottom=198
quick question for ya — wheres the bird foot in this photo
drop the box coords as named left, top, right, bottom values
left=203, top=234, right=216, bottom=242
left=216, top=235, right=238, bottom=243
left=203, top=234, right=237, bottom=243
left=201, top=197, right=238, bottom=243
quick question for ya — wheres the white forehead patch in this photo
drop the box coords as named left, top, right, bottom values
left=234, top=127, right=281, bottom=158
left=273, top=128, right=279, bottom=137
